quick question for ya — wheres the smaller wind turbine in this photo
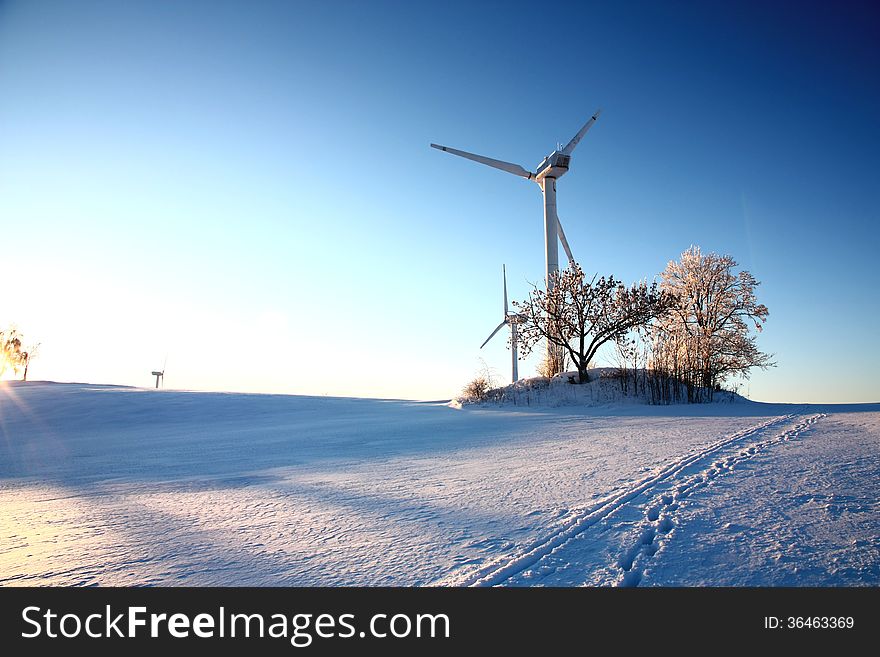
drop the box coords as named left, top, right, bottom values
left=480, top=264, right=520, bottom=383
left=151, top=356, right=166, bottom=389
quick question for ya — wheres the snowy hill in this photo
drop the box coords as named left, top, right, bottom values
left=1, top=381, right=877, bottom=586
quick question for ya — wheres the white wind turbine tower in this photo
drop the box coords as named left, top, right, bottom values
left=480, top=264, right=519, bottom=383
left=431, top=109, right=600, bottom=289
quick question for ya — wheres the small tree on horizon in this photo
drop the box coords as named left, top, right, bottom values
left=512, top=263, right=675, bottom=384
left=22, top=342, right=40, bottom=381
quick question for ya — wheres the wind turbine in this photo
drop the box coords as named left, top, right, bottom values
left=480, top=264, right=519, bottom=383
left=431, top=109, right=600, bottom=288
left=151, top=355, right=166, bottom=389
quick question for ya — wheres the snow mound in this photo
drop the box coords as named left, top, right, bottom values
left=453, top=368, right=749, bottom=409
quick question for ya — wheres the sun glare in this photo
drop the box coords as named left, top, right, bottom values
left=0, top=368, right=19, bottom=382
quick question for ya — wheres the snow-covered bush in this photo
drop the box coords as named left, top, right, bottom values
left=536, top=347, right=566, bottom=379
left=460, top=375, right=492, bottom=402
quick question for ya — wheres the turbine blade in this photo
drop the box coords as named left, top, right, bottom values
left=502, top=264, right=508, bottom=316
left=431, top=143, right=534, bottom=180
left=557, top=217, right=575, bottom=263
left=561, top=109, right=601, bottom=155
left=480, top=320, right=508, bottom=349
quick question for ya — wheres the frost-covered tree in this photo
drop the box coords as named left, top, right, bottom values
left=513, top=263, right=674, bottom=384
left=0, top=327, right=26, bottom=378
left=658, top=246, right=773, bottom=398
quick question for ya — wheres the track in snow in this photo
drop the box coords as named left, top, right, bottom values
left=436, top=412, right=820, bottom=587
left=613, top=412, right=825, bottom=587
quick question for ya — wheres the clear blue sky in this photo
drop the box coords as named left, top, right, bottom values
left=1, top=0, right=877, bottom=402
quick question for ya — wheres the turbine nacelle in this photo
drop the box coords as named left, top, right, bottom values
left=534, top=151, right=571, bottom=182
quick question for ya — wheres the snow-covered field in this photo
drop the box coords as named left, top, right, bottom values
left=1, top=382, right=877, bottom=586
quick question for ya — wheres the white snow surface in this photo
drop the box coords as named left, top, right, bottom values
left=1, top=382, right=877, bottom=587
